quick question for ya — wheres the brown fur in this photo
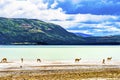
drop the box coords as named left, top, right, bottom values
left=21, top=58, right=23, bottom=63
left=75, top=58, right=81, bottom=62
left=1, top=58, right=7, bottom=63
left=107, top=57, right=112, bottom=61
left=102, top=59, right=105, bottom=64
left=37, top=59, right=41, bottom=62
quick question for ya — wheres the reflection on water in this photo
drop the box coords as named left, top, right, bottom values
left=0, top=46, right=119, bottom=61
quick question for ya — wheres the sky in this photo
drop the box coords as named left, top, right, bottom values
left=0, top=0, right=120, bottom=36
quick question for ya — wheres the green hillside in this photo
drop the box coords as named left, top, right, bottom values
left=0, top=17, right=85, bottom=45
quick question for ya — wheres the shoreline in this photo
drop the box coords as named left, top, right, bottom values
left=0, top=60, right=120, bottom=70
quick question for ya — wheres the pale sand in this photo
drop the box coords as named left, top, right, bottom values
left=0, top=60, right=120, bottom=80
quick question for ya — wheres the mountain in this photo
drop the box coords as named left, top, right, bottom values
left=83, top=35, right=120, bottom=45
left=0, top=17, right=85, bottom=45
left=0, top=17, right=120, bottom=45
left=73, top=32, right=92, bottom=37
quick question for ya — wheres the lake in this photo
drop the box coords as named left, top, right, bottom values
left=0, top=46, right=120, bottom=61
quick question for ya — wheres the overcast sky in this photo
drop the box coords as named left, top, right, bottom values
left=0, top=0, right=120, bottom=36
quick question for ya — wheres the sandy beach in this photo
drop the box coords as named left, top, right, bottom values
left=0, top=60, right=119, bottom=80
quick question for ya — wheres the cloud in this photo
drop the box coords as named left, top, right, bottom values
left=64, top=14, right=120, bottom=36
left=51, top=0, right=58, bottom=8
left=67, top=30, right=93, bottom=35
left=0, top=0, right=120, bottom=36
left=67, top=21, right=120, bottom=36
left=0, top=0, right=66, bottom=21
left=50, top=14, right=119, bottom=28
left=30, top=0, right=48, bottom=10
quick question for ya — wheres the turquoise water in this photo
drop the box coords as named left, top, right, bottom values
left=0, top=46, right=120, bottom=61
